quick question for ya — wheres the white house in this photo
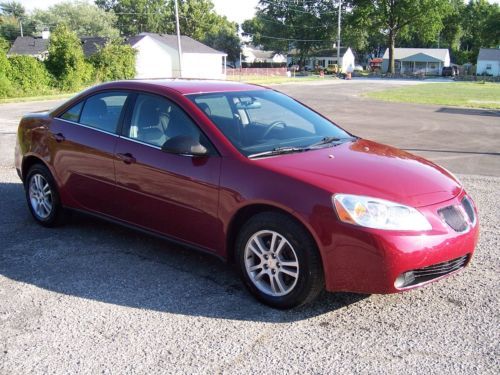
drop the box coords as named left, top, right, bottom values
left=382, top=48, right=450, bottom=75
left=128, top=33, right=227, bottom=79
left=288, top=47, right=355, bottom=72
left=477, top=48, right=500, bottom=76
left=241, top=45, right=286, bottom=65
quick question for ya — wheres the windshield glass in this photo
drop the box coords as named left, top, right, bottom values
left=188, top=90, right=352, bottom=157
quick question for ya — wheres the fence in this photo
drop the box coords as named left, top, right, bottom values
left=226, top=67, right=288, bottom=79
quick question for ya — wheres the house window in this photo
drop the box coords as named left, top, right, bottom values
left=429, top=63, right=436, bottom=69
left=486, top=64, right=492, bottom=70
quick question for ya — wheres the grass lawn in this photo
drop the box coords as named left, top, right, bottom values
left=0, top=92, right=76, bottom=104
left=365, top=82, right=500, bottom=110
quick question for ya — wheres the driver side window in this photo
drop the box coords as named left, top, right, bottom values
left=126, top=94, right=207, bottom=150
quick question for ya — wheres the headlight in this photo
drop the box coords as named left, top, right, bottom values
left=332, top=194, right=432, bottom=231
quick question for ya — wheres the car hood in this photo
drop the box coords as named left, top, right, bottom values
left=254, top=139, right=462, bottom=207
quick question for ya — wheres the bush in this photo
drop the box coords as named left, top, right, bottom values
left=7, top=55, right=50, bottom=92
left=89, top=41, right=136, bottom=82
left=45, top=24, right=92, bottom=91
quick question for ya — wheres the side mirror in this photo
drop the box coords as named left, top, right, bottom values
left=161, top=136, right=208, bottom=156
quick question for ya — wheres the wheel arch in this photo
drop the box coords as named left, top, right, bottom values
left=225, top=203, right=323, bottom=266
left=21, top=155, right=51, bottom=182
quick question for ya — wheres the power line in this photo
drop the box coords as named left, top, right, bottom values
left=244, top=32, right=335, bottom=43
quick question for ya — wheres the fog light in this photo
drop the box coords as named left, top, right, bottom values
left=394, top=271, right=415, bottom=288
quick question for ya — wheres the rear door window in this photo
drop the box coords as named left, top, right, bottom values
left=79, top=92, right=128, bottom=133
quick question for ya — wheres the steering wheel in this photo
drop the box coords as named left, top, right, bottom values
left=262, top=121, right=287, bottom=138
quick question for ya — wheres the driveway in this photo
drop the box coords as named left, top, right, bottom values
left=271, top=80, right=500, bottom=177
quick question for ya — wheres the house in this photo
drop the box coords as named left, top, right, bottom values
left=7, top=34, right=49, bottom=60
left=241, top=45, right=286, bottom=66
left=288, top=47, right=355, bottom=72
left=7, top=32, right=107, bottom=60
left=477, top=48, right=500, bottom=76
left=382, top=48, right=450, bottom=75
left=127, top=33, right=227, bottom=79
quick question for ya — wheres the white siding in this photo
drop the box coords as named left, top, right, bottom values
left=133, top=36, right=173, bottom=79
left=182, top=53, right=225, bottom=79
left=477, top=60, right=500, bottom=76
left=342, top=48, right=355, bottom=72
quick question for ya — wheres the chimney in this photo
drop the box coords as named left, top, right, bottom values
left=42, top=28, right=50, bottom=40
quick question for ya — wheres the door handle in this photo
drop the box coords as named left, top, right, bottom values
left=116, top=152, right=136, bottom=164
left=53, top=133, right=65, bottom=142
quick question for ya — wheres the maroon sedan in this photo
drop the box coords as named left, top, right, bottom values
left=15, top=80, right=479, bottom=309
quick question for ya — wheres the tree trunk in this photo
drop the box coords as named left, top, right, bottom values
left=388, top=29, right=396, bottom=74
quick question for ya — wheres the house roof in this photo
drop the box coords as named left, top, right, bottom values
left=8, top=36, right=107, bottom=57
left=382, top=48, right=449, bottom=62
left=81, top=37, right=107, bottom=57
left=128, top=33, right=226, bottom=55
left=8, top=36, right=49, bottom=56
left=478, top=48, right=500, bottom=61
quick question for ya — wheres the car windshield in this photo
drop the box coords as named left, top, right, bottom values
left=188, top=90, right=353, bottom=157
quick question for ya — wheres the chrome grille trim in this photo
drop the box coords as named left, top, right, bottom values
left=396, top=255, right=469, bottom=289
left=461, top=196, right=476, bottom=225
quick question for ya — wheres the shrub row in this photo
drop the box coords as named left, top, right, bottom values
left=0, top=24, right=136, bottom=99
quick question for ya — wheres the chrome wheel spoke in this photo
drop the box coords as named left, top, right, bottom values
left=244, top=230, right=300, bottom=297
left=279, top=267, right=298, bottom=279
left=28, top=174, right=53, bottom=219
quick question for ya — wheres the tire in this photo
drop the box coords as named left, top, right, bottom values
left=236, top=212, right=324, bottom=309
left=24, top=163, right=64, bottom=227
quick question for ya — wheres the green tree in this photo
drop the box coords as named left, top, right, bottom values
left=0, top=1, right=24, bottom=41
left=96, top=0, right=241, bottom=63
left=45, top=24, right=93, bottom=91
left=95, top=0, right=172, bottom=36
left=0, top=36, right=12, bottom=97
left=362, top=0, right=450, bottom=73
left=7, top=55, right=50, bottom=92
left=89, top=40, right=136, bottom=81
left=31, top=1, right=119, bottom=38
left=460, top=0, right=499, bottom=62
left=0, top=1, right=24, bottom=18
left=242, top=0, right=337, bottom=68
left=204, top=26, right=240, bottom=64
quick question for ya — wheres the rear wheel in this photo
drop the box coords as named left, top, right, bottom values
left=236, top=212, right=324, bottom=309
left=25, top=164, right=64, bottom=227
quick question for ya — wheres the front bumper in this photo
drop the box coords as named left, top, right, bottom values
left=313, top=191, right=479, bottom=294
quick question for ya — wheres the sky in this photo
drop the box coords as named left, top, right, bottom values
left=19, top=0, right=261, bottom=24
left=17, top=0, right=500, bottom=24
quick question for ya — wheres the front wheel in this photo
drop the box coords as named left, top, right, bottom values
left=25, top=164, right=64, bottom=227
left=236, top=212, right=324, bottom=309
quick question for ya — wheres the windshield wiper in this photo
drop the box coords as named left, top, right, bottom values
left=248, top=146, right=306, bottom=159
left=308, top=136, right=343, bottom=148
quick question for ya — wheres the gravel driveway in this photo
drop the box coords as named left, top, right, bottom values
left=0, top=81, right=499, bottom=374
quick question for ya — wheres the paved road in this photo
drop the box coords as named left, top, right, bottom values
left=0, top=81, right=499, bottom=374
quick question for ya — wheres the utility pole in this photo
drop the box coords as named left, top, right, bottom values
left=336, top=0, right=341, bottom=69
left=174, top=0, right=183, bottom=78
left=19, top=19, right=23, bottom=37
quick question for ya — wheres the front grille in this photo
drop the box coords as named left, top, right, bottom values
left=461, top=196, right=475, bottom=224
left=438, top=205, right=468, bottom=232
left=396, top=255, right=469, bottom=288
left=412, top=255, right=469, bottom=284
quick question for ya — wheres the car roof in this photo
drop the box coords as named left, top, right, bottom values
left=96, top=79, right=267, bottom=95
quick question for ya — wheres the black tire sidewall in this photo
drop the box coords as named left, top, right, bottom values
left=236, top=212, right=323, bottom=309
left=25, top=164, right=62, bottom=227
